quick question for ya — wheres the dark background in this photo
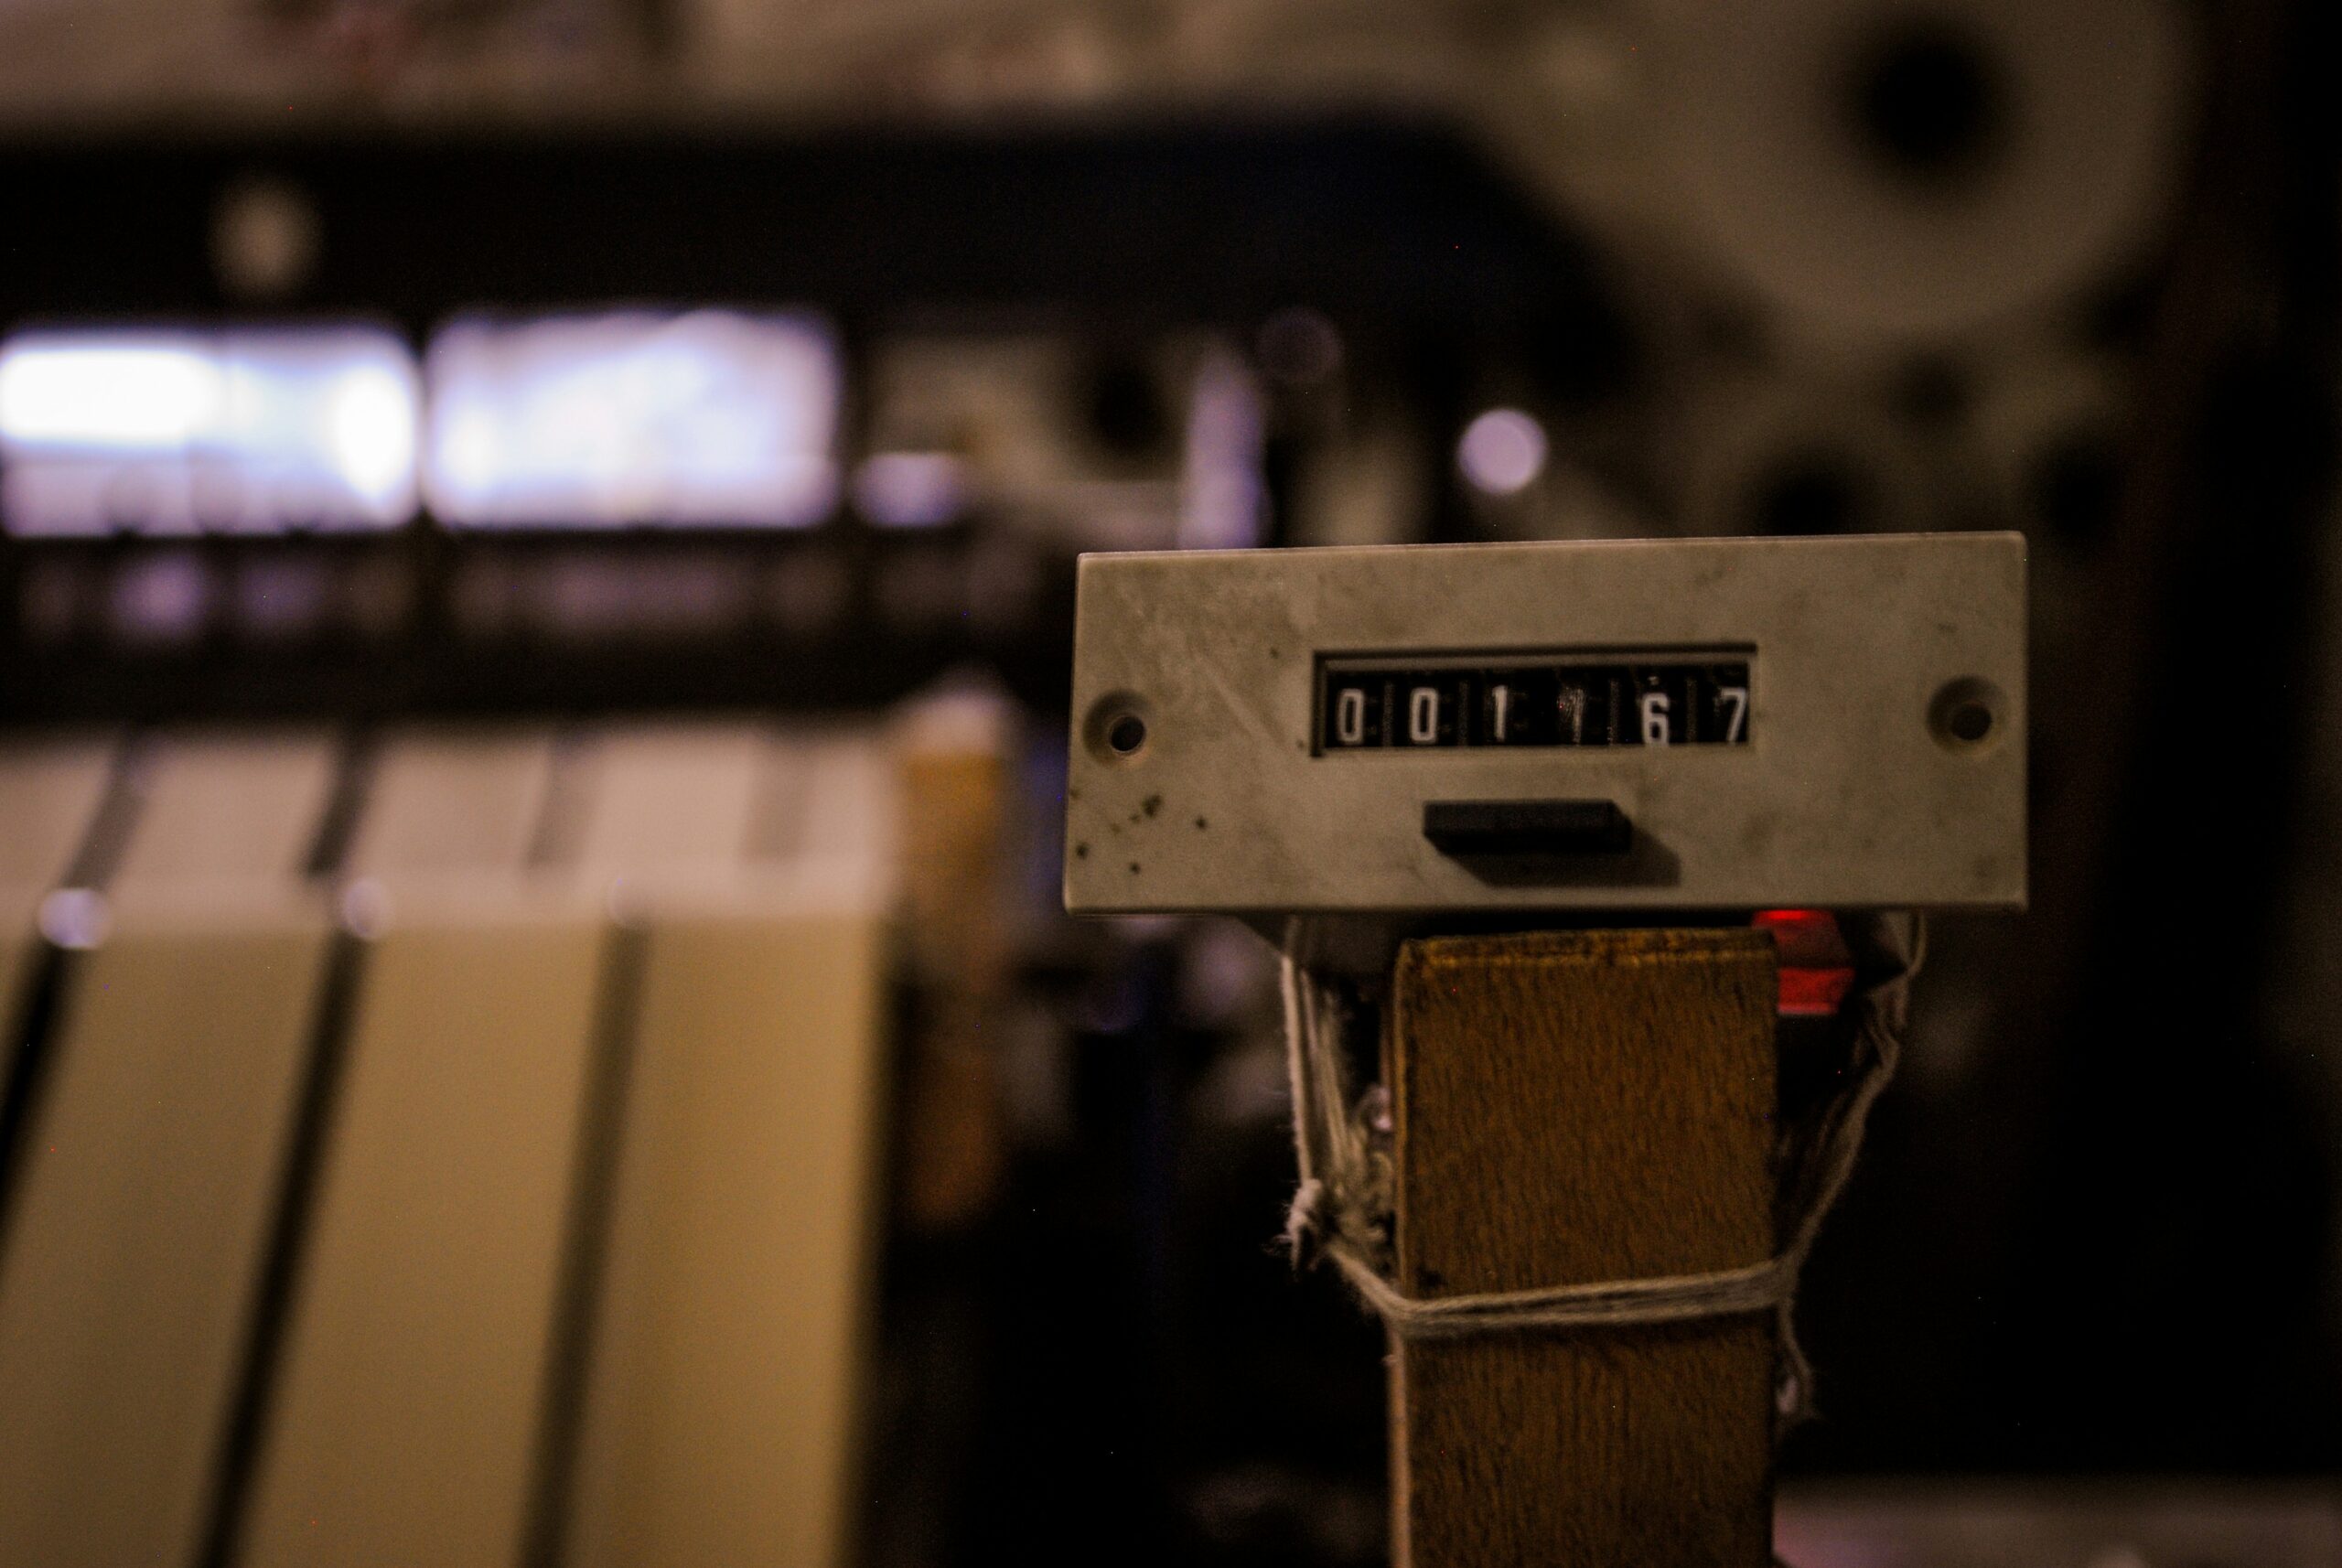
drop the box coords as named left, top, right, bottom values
left=3, top=0, right=2339, bottom=1561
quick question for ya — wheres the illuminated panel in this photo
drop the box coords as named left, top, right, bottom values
left=0, top=328, right=420, bottom=536
left=424, top=310, right=839, bottom=529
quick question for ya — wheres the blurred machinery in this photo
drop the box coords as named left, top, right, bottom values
left=0, top=0, right=2339, bottom=1565
left=0, top=721, right=897, bottom=1567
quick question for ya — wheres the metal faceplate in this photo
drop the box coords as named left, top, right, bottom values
left=1063, top=533, right=2026, bottom=916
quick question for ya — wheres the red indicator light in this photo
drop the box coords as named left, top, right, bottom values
left=1753, top=908, right=1854, bottom=1017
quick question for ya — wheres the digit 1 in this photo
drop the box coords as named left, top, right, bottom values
left=1557, top=682, right=1586, bottom=746
left=1489, top=682, right=1512, bottom=742
left=1639, top=690, right=1673, bottom=746
left=1337, top=687, right=1368, bottom=746
left=1409, top=686, right=1439, bottom=745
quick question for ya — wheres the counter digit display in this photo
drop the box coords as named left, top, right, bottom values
left=1318, top=656, right=1752, bottom=753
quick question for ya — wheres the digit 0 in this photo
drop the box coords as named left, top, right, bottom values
left=1409, top=686, right=1439, bottom=745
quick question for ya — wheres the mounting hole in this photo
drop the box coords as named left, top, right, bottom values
left=1843, top=16, right=2010, bottom=191
left=1084, top=692, right=1155, bottom=765
left=1928, top=676, right=2007, bottom=753
left=1947, top=700, right=1993, bottom=743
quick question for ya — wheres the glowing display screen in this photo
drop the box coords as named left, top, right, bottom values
left=423, top=310, right=839, bottom=529
left=0, top=328, right=421, bottom=536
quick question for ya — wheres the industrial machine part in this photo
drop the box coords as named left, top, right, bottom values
left=1064, top=532, right=2025, bottom=918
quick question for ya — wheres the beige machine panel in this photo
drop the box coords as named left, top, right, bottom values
left=0, top=734, right=116, bottom=1025
left=0, top=730, right=337, bottom=1568
left=113, top=733, right=340, bottom=887
left=239, top=907, right=607, bottom=1568
left=1064, top=533, right=2026, bottom=916
left=0, top=905, right=329, bottom=1568
left=563, top=725, right=893, bottom=1568
left=237, top=717, right=599, bottom=1568
left=569, top=905, right=889, bottom=1568
left=342, top=729, right=558, bottom=877
left=791, top=731, right=903, bottom=880
left=0, top=734, right=115, bottom=888
left=569, top=722, right=769, bottom=874
left=0, top=789, right=331, bottom=1568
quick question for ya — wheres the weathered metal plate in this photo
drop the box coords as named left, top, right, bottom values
left=1064, top=534, right=2025, bottom=915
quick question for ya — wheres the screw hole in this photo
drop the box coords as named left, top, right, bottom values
left=1928, top=677, right=2007, bottom=754
left=1084, top=692, right=1155, bottom=765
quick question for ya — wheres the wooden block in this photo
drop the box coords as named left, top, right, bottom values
left=566, top=904, right=889, bottom=1568
left=0, top=895, right=332, bottom=1568
left=889, top=701, right=1009, bottom=1235
left=1389, top=929, right=1778, bottom=1568
left=893, top=696, right=1005, bottom=988
left=236, top=906, right=608, bottom=1568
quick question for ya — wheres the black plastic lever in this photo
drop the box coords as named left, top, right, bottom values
left=1423, top=799, right=1633, bottom=858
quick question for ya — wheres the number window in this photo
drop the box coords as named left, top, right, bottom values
left=1317, top=657, right=1751, bottom=752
